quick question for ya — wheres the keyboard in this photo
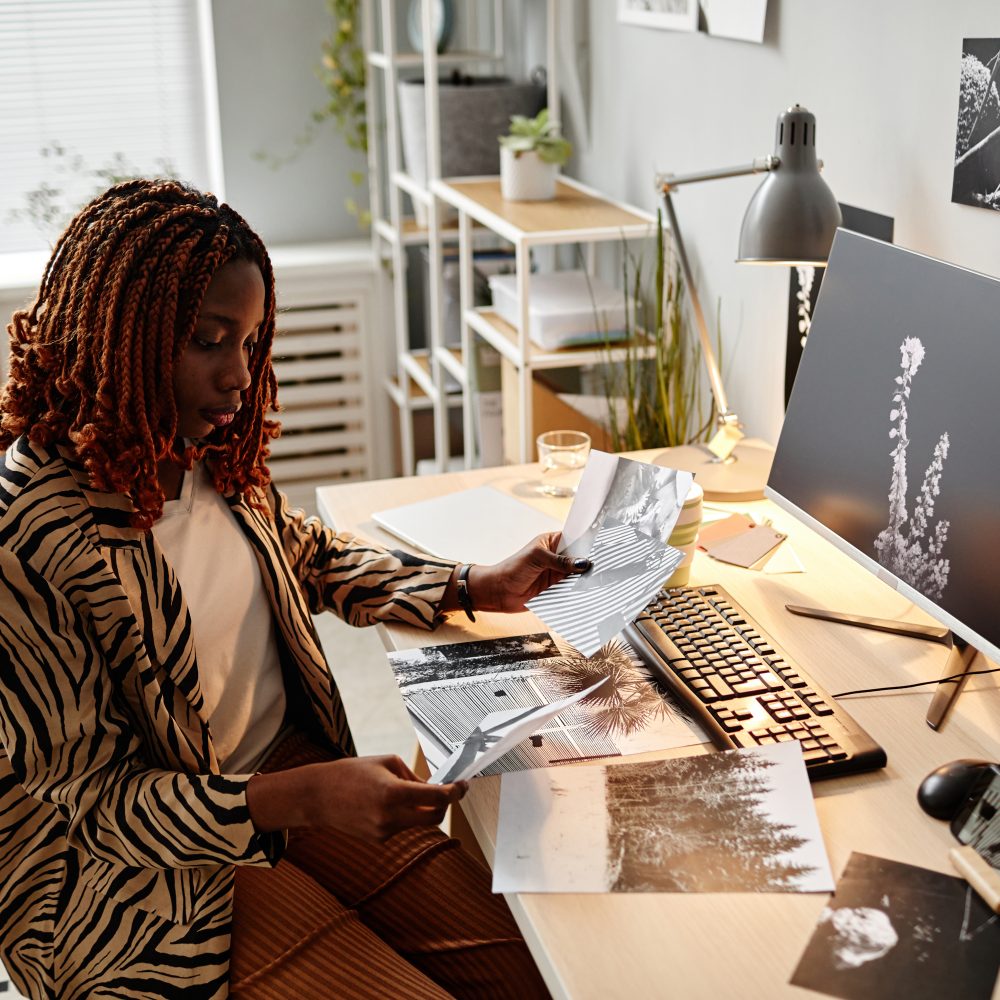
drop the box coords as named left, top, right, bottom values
left=622, top=584, right=887, bottom=780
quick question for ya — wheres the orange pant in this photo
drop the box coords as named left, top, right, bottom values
left=229, top=734, right=550, bottom=999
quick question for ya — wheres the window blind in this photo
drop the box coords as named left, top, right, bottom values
left=0, top=0, right=218, bottom=254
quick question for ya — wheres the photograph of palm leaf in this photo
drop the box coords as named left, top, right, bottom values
left=387, top=632, right=706, bottom=779
left=492, top=741, right=834, bottom=894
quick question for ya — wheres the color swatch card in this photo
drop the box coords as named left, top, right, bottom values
left=706, top=523, right=787, bottom=568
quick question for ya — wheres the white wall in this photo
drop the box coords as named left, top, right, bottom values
left=574, top=0, right=1000, bottom=444
left=212, top=0, right=366, bottom=245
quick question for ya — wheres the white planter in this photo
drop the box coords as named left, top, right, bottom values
left=500, top=147, right=558, bottom=201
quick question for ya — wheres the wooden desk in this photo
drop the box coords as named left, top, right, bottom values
left=317, top=451, right=1000, bottom=1000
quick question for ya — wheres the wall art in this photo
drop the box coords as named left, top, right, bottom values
left=952, top=38, right=1000, bottom=211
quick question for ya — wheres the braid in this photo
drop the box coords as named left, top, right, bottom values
left=0, top=179, right=280, bottom=528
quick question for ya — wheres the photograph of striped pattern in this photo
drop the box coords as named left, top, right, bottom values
left=527, top=520, right=682, bottom=655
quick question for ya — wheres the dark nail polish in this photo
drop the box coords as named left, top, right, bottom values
left=573, top=558, right=592, bottom=571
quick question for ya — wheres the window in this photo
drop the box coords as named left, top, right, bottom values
left=0, top=0, right=222, bottom=255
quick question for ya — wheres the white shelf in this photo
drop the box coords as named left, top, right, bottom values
left=367, top=49, right=503, bottom=70
left=432, top=176, right=659, bottom=462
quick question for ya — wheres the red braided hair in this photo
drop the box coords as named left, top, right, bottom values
left=0, top=179, right=280, bottom=529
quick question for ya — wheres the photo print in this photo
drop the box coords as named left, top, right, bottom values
left=617, top=0, right=698, bottom=33
left=527, top=452, right=693, bottom=656
left=387, top=632, right=706, bottom=780
left=699, top=0, right=767, bottom=44
left=791, top=853, right=1000, bottom=1000
left=493, top=741, right=834, bottom=894
left=784, top=204, right=893, bottom=404
left=952, top=38, right=1000, bottom=211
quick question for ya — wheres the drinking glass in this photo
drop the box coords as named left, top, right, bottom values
left=536, top=430, right=591, bottom=497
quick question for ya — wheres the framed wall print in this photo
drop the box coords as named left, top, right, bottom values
left=617, top=0, right=698, bottom=33
left=952, top=38, right=1000, bottom=212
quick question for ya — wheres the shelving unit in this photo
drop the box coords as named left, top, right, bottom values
left=362, top=0, right=508, bottom=475
left=362, top=0, right=561, bottom=475
left=431, top=174, right=658, bottom=464
left=364, top=1, right=648, bottom=472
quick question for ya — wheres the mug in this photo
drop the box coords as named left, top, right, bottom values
left=664, top=481, right=704, bottom=588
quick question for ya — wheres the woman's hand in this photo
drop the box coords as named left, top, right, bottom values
left=464, top=531, right=590, bottom=614
left=247, top=755, right=467, bottom=842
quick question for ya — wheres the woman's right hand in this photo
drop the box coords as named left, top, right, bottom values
left=247, top=755, right=467, bottom=842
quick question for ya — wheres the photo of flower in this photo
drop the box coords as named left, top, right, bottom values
left=873, top=337, right=951, bottom=601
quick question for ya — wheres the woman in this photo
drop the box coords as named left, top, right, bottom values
left=0, top=179, right=583, bottom=998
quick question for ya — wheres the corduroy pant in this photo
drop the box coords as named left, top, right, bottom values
left=229, top=733, right=550, bottom=999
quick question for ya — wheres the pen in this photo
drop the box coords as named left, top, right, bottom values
left=949, top=845, right=1000, bottom=913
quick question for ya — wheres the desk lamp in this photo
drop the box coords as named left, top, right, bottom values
left=654, top=104, right=842, bottom=501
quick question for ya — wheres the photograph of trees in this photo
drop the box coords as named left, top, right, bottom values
left=606, top=747, right=818, bottom=892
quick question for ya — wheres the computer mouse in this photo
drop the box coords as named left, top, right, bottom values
left=917, top=759, right=993, bottom=820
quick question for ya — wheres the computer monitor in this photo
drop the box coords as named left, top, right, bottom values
left=766, top=230, right=1000, bottom=722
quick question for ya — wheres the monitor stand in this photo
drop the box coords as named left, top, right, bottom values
left=785, top=605, right=980, bottom=731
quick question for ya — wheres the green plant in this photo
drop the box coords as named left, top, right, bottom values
left=498, top=108, right=571, bottom=165
left=600, top=215, right=717, bottom=451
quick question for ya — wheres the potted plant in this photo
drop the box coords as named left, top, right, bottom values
left=498, top=108, right=571, bottom=201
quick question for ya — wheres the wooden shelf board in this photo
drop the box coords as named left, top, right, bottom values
left=438, top=178, right=653, bottom=238
left=471, top=309, right=657, bottom=370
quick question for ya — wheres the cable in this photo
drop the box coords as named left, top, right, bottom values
left=832, top=666, right=1000, bottom=700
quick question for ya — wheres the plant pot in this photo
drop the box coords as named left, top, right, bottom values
left=398, top=76, right=545, bottom=222
left=499, top=147, right=558, bottom=201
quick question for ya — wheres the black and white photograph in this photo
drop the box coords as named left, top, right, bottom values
left=790, top=853, right=1000, bottom=1000
left=617, top=0, right=698, bottom=33
left=952, top=38, right=1000, bottom=212
left=429, top=676, right=608, bottom=784
left=387, top=633, right=705, bottom=779
left=526, top=452, right=692, bottom=655
left=493, top=742, right=834, bottom=894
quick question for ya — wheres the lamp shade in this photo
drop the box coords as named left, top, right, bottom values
left=737, top=105, right=842, bottom=265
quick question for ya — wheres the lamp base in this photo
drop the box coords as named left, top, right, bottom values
left=653, top=439, right=775, bottom=502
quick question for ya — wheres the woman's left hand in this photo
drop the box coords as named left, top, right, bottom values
left=462, top=532, right=590, bottom=614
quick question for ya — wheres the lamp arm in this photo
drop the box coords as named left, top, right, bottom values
left=655, top=155, right=777, bottom=192
left=659, top=189, right=732, bottom=421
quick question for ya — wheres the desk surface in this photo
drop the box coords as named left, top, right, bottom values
left=317, top=451, right=1000, bottom=1000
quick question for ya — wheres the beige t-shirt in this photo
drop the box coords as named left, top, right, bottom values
left=152, top=464, right=287, bottom=773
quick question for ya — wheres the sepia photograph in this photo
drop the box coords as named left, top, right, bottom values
left=952, top=38, right=1000, bottom=211
left=791, top=853, right=1000, bottom=1000
left=493, top=742, right=833, bottom=894
left=388, top=633, right=705, bottom=779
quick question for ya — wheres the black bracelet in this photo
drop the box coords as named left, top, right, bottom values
left=456, top=563, right=476, bottom=623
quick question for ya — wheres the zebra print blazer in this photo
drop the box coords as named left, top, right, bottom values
left=0, top=436, right=455, bottom=998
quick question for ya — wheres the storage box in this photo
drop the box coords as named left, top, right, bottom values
left=488, top=270, right=627, bottom=350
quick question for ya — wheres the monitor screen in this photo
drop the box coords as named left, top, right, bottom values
left=766, top=229, right=1000, bottom=666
